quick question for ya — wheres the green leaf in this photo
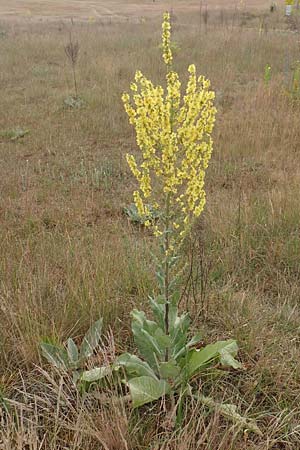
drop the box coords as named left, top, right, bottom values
left=148, top=293, right=179, bottom=333
left=186, top=339, right=239, bottom=378
left=169, top=313, right=190, bottom=360
left=154, top=328, right=171, bottom=349
left=168, top=304, right=180, bottom=333
left=67, top=338, right=79, bottom=365
left=81, top=366, right=111, bottom=383
left=40, top=343, right=69, bottom=370
left=173, top=333, right=202, bottom=360
left=149, top=295, right=165, bottom=329
left=131, top=310, right=164, bottom=368
left=159, top=360, right=181, bottom=379
left=155, top=269, right=165, bottom=291
left=128, top=376, right=171, bottom=408
left=123, top=203, right=160, bottom=225
left=187, top=333, right=202, bottom=347
left=115, top=353, right=158, bottom=380
left=219, top=344, right=242, bottom=369
left=80, top=319, right=103, bottom=359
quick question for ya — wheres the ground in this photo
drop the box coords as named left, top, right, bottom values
left=1, top=1, right=300, bottom=449
left=0, top=0, right=270, bottom=22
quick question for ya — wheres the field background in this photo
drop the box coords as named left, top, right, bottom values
left=0, top=0, right=271, bottom=22
left=1, top=1, right=300, bottom=449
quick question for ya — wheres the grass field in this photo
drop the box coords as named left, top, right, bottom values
left=0, top=0, right=271, bottom=22
left=1, top=1, right=300, bottom=449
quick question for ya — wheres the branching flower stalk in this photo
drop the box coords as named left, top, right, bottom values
left=122, top=12, right=217, bottom=364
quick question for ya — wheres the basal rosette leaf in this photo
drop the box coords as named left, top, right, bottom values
left=159, top=360, right=181, bottom=379
left=131, top=309, right=168, bottom=369
left=67, top=338, right=79, bottom=366
left=219, top=341, right=243, bottom=370
left=115, top=353, right=158, bottom=380
left=80, top=318, right=103, bottom=359
left=80, top=366, right=112, bottom=383
left=185, top=339, right=241, bottom=378
left=173, top=333, right=202, bottom=361
left=170, top=312, right=190, bottom=358
left=128, top=376, right=171, bottom=408
left=40, top=343, right=69, bottom=370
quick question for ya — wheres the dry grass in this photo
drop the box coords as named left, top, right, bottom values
left=0, top=0, right=275, bottom=23
left=1, top=2, right=300, bottom=448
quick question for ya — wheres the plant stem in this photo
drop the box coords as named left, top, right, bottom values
left=164, top=55, right=174, bottom=362
left=72, top=63, right=78, bottom=98
left=164, top=192, right=171, bottom=362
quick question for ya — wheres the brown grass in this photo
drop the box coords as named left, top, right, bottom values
left=1, top=2, right=300, bottom=449
left=0, top=0, right=273, bottom=23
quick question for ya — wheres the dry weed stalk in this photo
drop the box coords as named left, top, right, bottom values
left=64, top=24, right=80, bottom=98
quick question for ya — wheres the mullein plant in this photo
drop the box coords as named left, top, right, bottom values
left=118, top=13, right=261, bottom=434
left=122, top=15, right=216, bottom=348
left=39, top=13, right=260, bottom=435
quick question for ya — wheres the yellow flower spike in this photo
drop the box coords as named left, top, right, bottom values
left=122, top=13, right=216, bottom=244
left=188, top=64, right=196, bottom=74
left=162, top=12, right=173, bottom=66
left=126, top=154, right=141, bottom=180
left=133, top=191, right=145, bottom=217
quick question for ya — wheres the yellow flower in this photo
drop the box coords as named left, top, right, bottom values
left=122, top=13, right=216, bottom=243
left=162, top=12, right=173, bottom=66
left=133, top=191, right=145, bottom=217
